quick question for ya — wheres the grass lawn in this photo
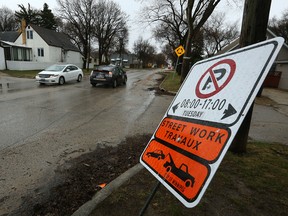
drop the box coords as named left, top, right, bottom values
left=1, top=70, right=39, bottom=79
left=160, top=71, right=181, bottom=92
left=0, top=69, right=94, bottom=78
left=92, top=141, right=288, bottom=216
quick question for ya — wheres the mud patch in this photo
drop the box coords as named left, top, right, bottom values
left=14, top=134, right=152, bottom=216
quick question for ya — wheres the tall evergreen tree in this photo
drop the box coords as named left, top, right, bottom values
left=15, top=3, right=57, bottom=30
left=40, top=3, right=58, bottom=30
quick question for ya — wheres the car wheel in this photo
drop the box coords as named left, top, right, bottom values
left=166, top=166, right=172, bottom=173
left=91, top=83, right=97, bottom=87
left=59, top=76, right=65, bottom=85
left=123, top=77, right=127, bottom=85
left=77, top=74, right=82, bottom=82
left=185, top=179, right=192, bottom=188
left=112, top=79, right=117, bottom=88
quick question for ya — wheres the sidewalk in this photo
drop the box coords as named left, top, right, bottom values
left=72, top=87, right=288, bottom=216
left=250, top=88, right=288, bottom=144
left=262, top=88, right=288, bottom=116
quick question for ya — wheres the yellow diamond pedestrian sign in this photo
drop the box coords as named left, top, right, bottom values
left=175, top=45, right=185, bottom=57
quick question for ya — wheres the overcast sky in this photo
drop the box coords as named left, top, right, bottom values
left=4, top=0, right=288, bottom=51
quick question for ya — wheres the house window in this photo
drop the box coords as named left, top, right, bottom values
left=27, top=30, right=33, bottom=39
left=38, top=48, right=44, bottom=57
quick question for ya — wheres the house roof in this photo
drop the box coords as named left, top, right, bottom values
left=216, top=28, right=288, bottom=55
left=215, top=38, right=240, bottom=56
left=0, top=31, right=20, bottom=42
left=29, top=24, right=80, bottom=52
left=1, top=40, right=32, bottom=48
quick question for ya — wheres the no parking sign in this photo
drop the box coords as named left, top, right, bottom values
left=140, top=37, right=284, bottom=207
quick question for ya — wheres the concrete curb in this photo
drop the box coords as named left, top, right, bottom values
left=72, top=163, right=144, bottom=216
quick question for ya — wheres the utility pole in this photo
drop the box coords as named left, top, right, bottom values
left=229, top=0, right=272, bottom=153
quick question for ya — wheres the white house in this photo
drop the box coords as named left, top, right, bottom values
left=0, top=45, right=5, bottom=69
left=0, top=24, right=82, bottom=70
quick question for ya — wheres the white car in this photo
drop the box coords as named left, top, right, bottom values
left=36, top=64, right=83, bottom=85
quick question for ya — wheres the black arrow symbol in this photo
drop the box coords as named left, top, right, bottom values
left=172, top=102, right=180, bottom=113
left=221, top=103, right=237, bottom=120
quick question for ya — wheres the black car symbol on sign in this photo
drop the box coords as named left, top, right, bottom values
left=146, top=150, right=165, bottom=160
left=164, top=154, right=195, bottom=188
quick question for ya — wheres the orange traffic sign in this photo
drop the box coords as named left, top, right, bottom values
left=175, top=45, right=185, bottom=57
left=155, top=117, right=230, bottom=162
left=141, top=140, right=209, bottom=202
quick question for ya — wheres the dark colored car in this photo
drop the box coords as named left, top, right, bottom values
left=146, top=150, right=165, bottom=160
left=90, top=65, right=127, bottom=88
left=164, top=154, right=195, bottom=188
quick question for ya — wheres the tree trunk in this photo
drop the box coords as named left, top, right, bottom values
left=82, top=44, right=88, bottom=69
left=180, top=0, right=193, bottom=83
left=180, top=35, right=192, bottom=83
left=229, top=0, right=272, bottom=153
left=180, top=0, right=221, bottom=83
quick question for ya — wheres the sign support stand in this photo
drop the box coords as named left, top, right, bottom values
left=139, top=181, right=161, bottom=216
left=173, top=45, right=185, bottom=80
left=173, top=57, right=179, bottom=80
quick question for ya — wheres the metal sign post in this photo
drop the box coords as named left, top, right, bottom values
left=173, top=45, right=185, bottom=79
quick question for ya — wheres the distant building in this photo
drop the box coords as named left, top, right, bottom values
left=0, top=24, right=82, bottom=70
left=110, top=53, right=140, bottom=68
left=216, top=29, right=288, bottom=90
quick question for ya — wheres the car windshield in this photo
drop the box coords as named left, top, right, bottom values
left=45, top=65, right=66, bottom=72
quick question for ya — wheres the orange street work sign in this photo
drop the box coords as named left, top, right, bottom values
left=142, top=140, right=209, bottom=202
left=155, top=117, right=230, bottom=162
left=140, top=37, right=284, bottom=208
left=175, top=45, right=185, bottom=57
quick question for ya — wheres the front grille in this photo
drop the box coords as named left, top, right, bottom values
left=39, top=74, right=50, bottom=78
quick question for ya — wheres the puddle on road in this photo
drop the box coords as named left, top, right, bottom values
left=0, top=81, right=11, bottom=93
left=0, top=79, right=37, bottom=94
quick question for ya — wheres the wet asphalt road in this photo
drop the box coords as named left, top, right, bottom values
left=0, top=69, right=174, bottom=214
left=0, top=70, right=166, bottom=151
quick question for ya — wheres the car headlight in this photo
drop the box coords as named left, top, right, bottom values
left=50, top=74, right=59, bottom=78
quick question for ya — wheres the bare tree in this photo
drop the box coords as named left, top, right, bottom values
left=181, top=0, right=221, bottom=82
left=153, top=22, right=185, bottom=74
left=154, top=53, right=167, bottom=68
left=142, top=0, right=188, bottom=73
left=0, top=7, right=18, bottom=31
left=161, top=43, right=176, bottom=66
left=110, top=25, right=129, bottom=65
left=141, top=0, right=221, bottom=82
left=203, top=12, right=239, bottom=57
left=57, top=0, right=95, bottom=69
left=92, top=0, right=128, bottom=64
left=269, top=9, right=288, bottom=43
left=133, top=37, right=156, bottom=68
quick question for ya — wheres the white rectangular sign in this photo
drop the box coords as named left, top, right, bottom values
left=167, top=38, right=284, bottom=126
left=140, top=37, right=284, bottom=208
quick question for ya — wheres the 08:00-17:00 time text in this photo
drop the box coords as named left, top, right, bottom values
left=180, top=98, right=226, bottom=110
